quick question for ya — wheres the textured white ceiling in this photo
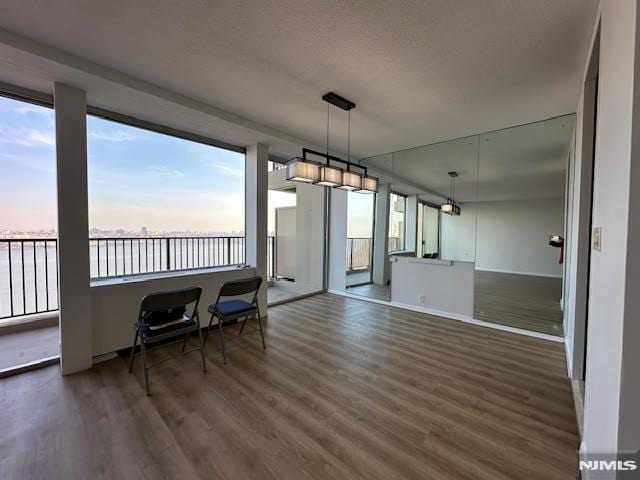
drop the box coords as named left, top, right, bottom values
left=0, top=0, right=596, bottom=158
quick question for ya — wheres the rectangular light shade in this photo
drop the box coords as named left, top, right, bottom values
left=441, top=202, right=461, bottom=216
left=357, top=175, right=379, bottom=193
left=338, top=171, right=362, bottom=191
left=286, top=158, right=319, bottom=183
left=317, top=165, right=343, bottom=187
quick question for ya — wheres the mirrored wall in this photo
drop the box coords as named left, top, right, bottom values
left=341, top=115, right=574, bottom=336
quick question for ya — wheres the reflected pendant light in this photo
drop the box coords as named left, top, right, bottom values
left=441, top=171, right=461, bottom=215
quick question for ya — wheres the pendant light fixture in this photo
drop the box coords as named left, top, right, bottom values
left=441, top=171, right=461, bottom=215
left=286, top=92, right=378, bottom=193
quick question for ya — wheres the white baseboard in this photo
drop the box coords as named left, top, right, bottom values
left=475, top=267, right=563, bottom=279
left=328, top=289, right=563, bottom=343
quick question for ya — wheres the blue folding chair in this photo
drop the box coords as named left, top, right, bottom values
left=205, top=276, right=265, bottom=364
left=128, top=286, right=206, bottom=395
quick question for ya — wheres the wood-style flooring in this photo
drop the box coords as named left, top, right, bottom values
left=474, top=271, right=564, bottom=336
left=0, top=294, right=578, bottom=479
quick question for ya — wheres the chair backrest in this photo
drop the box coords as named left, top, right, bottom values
left=139, top=286, right=202, bottom=325
left=218, top=276, right=262, bottom=301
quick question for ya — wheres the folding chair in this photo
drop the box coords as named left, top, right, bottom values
left=128, top=286, right=207, bottom=395
left=205, top=276, right=265, bottom=364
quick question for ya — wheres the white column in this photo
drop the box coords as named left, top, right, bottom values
left=405, top=195, right=418, bottom=254
left=327, top=188, right=347, bottom=291
left=54, top=83, right=92, bottom=374
left=245, top=143, right=269, bottom=312
left=295, top=183, right=325, bottom=293
left=372, top=183, right=391, bottom=285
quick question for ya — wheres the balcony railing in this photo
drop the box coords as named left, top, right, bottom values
left=89, top=236, right=246, bottom=278
left=0, top=239, right=59, bottom=320
left=1, top=236, right=277, bottom=320
left=346, top=237, right=372, bottom=272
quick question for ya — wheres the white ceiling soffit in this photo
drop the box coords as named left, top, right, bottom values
left=363, top=114, right=575, bottom=203
left=0, top=0, right=596, bottom=158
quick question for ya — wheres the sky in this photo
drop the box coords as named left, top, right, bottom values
left=0, top=94, right=376, bottom=237
left=0, top=95, right=245, bottom=234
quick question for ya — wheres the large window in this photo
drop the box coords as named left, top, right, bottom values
left=0, top=94, right=57, bottom=319
left=87, top=114, right=245, bottom=278
left=389, top=192, right=406, bottom=252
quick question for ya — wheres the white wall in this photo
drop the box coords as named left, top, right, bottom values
left=328, top=188, right=347, bottom=291
left=475, top=198, right=564, bottom=277
left=372, top=183, right=391, bottom=284
left=565, top=0, right=640, bottom=460
left=90, top=267, right=256, bottom=355
left=295, top=183, right=325, bottom=293
left=391, top=257, right=474, bottom=318
left=245, top=143, right=269, bottom=312
left=440, top=203, right=477, bottom=262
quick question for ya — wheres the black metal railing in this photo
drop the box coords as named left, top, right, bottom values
left=0, top=239, right=59, bottom=320
left=1, top=235, right=281, bottom=321
left=346, top=237, right=372, bottom=271
left=89, top=236, right=246, bottom=278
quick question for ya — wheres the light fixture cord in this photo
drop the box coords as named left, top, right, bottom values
left=347, top=110, right=351, bottom=171
left=326, top=103, right=330, bottom=160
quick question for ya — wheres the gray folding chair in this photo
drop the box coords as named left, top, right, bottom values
left=128, top=286, right=207, bottom=395
left=205, top=276, right=265, bottom=364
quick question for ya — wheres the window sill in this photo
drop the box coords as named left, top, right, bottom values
left=90, top=264, right=254, bottom=288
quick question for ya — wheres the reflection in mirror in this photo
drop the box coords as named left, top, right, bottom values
left=345, top=191, right=374, bottom=288
left=390, top=136, right=479, bottom=262
left=474, top=115, right=574, bottom=336
left=339, top=114, right=573, bottom=339
left=267, top=157, right=325, bottom=305
left=389, top=193, right=406, bottom=252
left=343, top=153, right=393, bottom=301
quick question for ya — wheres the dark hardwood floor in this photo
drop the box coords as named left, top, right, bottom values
left=0, top=294, right=578, bottom=479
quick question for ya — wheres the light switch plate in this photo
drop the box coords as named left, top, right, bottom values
left=592, top=225, right=602, bottom=251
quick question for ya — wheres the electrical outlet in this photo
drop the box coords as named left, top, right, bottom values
left=417, top=295, right=425, bottom=304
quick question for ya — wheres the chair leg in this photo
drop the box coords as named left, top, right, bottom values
left=204, top=313, right=215, bottom=346
left=180, top=332, right=189, bottom=353
left=256, top=309, right=266, bottom=349
left=196, top=325, right=207, bottom=372
left=238, top=315, right=248, bottom=335
left=140, top=337, right=150, bottom=396
left=217, top=317, right=227, bottom=364
left=128, top=329, right=139, bottom=373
